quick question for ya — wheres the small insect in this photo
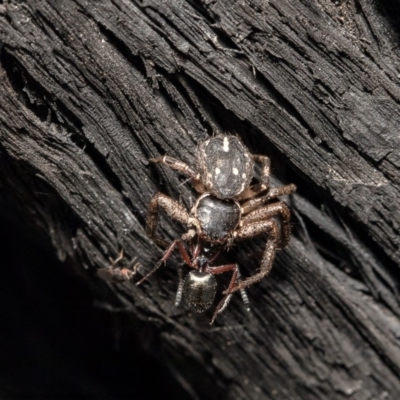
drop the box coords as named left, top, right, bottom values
left=136, top=238, right=250, bottom=323
left=97, top=249, right=140, bottom=283
left=146, top=134, right=296, bottom=300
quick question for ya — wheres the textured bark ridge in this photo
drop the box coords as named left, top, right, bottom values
left=1, top=1, right=400, bottom=399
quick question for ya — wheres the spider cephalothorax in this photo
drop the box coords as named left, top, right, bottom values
left=194, top=194, right=241, bottom=242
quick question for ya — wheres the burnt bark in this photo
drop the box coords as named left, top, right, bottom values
left=1, top=1, right=400, bottom=399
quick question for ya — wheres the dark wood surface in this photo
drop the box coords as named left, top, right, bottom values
left=1, top=1, right=400, bottom=399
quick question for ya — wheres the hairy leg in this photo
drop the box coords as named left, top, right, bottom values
left=228, top=220, right=280, bottom=293
left=241, top=184, right=296, bottom=214
left=151, top=156, right=207, bottom=194
left=241, top=202, right=291, bottom=248
left=146, top=193, right=189, bottom=248
left=150, top=156, right=199, bottom=180
left=238, top=155, right=271, bottom=201
left=254, top=155, right=271, bottom=189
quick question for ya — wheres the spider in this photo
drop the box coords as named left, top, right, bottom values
left=145, top=134, right=296, bottom=298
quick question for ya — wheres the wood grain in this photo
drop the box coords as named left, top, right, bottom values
left=0, top=1, right=399, bottom=398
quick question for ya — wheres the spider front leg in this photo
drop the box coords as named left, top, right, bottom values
left=149, top=156, right=206, bottom=193
left=150, top=156, right=207, bottom=194
left=241, top=183, right=296, bottom=214
left=150, top=155, right=199, bottom=180
left=146, top=193, right=190, bottom=248
left=241, top=201, right=291, bottom=248
left=227, top=219, right=280, bottom=294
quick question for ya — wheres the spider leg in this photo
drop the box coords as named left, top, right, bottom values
left=241, top=184, right=296, bottom=214
left=226, top=220, right=280, bottom=294
left=205, top=264, right=250, bottom=324
left=150, top=155, right=199, bottom=180
left=255, top=155, right=271, bottom=189
left=237, top=155, right=270, bottom=201
left=146, top=193, right=190, bottom=248
left=241, top=202, right=291, bottom=248
left=151, top=155, right=208, bottom=194
left=136, top=239, right=192, bottom=286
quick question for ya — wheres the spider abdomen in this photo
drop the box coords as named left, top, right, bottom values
left=197, top=135, right=254, bottom=199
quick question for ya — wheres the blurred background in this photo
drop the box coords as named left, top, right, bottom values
left=0, top=191, right=190, bottom=399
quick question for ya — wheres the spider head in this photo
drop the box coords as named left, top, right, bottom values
left=195, top=195, right=241, bottom=242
